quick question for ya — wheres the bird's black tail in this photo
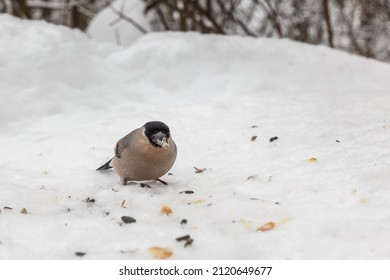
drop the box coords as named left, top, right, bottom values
left=96, top=158, right=113, bottom=171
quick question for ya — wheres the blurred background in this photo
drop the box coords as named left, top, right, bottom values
left=1, top=0, right=390, bottom=62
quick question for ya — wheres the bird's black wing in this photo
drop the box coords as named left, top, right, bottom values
left=114, top=142, right=122, bottom=158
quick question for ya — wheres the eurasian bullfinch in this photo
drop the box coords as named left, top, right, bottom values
left=97, top=121, right=177, bottom=186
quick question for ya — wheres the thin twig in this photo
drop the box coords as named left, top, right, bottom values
left=109, top=3, right=148, bottom=34
left=216, top=0, right=256, bottom=37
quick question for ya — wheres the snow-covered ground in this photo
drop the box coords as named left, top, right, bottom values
left=0, top=14, right=390, bottom=260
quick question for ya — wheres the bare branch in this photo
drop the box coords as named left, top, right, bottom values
left=322, top=0, right=334, bottom=47
left=187, top=0, right=225, bottom=34
left=109, top=3, right=148, bottom=34
left=255, top=0, right=283, bottom=37
left=215, top=0, right=256, bottom=37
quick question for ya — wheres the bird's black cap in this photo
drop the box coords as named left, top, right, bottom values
left=144, top=121, right=170, bottom=139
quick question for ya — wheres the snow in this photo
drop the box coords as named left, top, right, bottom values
left=1, top=13, right=390, bottom=260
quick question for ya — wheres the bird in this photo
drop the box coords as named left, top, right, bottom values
left=97, top=121, right=177, bottom=186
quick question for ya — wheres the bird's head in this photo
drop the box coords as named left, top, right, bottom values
left=144, top=121, right=171, bottom=148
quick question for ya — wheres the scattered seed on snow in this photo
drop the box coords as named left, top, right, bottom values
left=179, top=190, right=194, bottom=194
left=176, top=235, right=191, bottom=242
left=194, top=167, right=206, bottom=173
left=140, top=183, right=151, bottom=188
left=148, top=247, right=173, bottom=259
left=308, top=157, right=318, bottom=163
left=176, top=235, right=194, bottom=247
left=184, top=239, right=194, bottom=247
left=192, top=199, right=205, bottom=204
left=83, top=197, right=95, bottom=203
left=161, top=205, right=173, bottom=215
left=256, top=221, right=276, bottom=232
left=75, top=252, right=86, bottom=257
left=247, top=175, right=258, bottom=180
left=121, top=216, right=136, bottom=224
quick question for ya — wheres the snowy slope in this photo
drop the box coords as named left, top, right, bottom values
left=0, top=14, right=390, bottom=259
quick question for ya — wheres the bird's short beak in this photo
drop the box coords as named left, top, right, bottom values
left=152, top=131, right=169, bottom=148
